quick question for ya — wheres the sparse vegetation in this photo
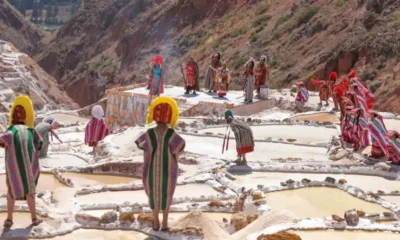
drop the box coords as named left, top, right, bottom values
left=250, top=32, right=257, bottom=43
left=212, top=37, right=223, bottom=49
left=252, top=15, right=271, bottom=27
left=276, top=14, right=290, bottom=26
left=228, top=28, right=247, bottom=38
left=297, top=6, right=320, bottom=26
left=256, top=4, right=269, bottom=15
left=255, top=26, right=264, bottom=33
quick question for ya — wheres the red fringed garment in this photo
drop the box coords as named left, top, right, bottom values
left=85, top=118, right=110, bottom=147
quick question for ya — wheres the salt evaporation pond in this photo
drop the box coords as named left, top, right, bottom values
left=183, top=135, right=327, bottom=162
left=383, top=119, right=400, bottom=132
left=294, top=230, right=400, bottom=240
left=50, top=113, right=90, bottom=125
left=234, top=172, right=400, bottom=193
left=265, top=188, right=388, bottom=218
left=382, top=196, right=400, bottom=205
left=62, top=172, right=140, bottom=186
left=76, top=184, right=220, bottom=205
left=0, top=173, right=67, bottom=193
left=198, top=125, right=336, bottom=143
left=291, top=113, right=339, bottom=123
left=53, top=229, right=153, bottom=240
left=0, top=212, right=52, bottom=234
left=39, top=154, right=88, bottom=167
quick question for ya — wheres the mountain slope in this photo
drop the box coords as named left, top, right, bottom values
left=36, top=0, right=400, bottom=112
left=0, top=0, right=43, bottom=54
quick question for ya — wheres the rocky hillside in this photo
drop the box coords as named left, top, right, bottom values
left=36, top=0, right=400, bottom=112
left=0, top=40, right=78, bottom=113
left=0, top=0, right=43, bottom=54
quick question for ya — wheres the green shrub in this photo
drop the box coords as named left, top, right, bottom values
left=228, top=28, right=247, bottom=38
left=276, top=14, right=290, bottom=26
left=250, top=32, right=257, bottom=42
left=256, top=4, right=269, bottom=15
left=297, top=6, right=320, bottom=25
left=252, top=15, right=271, bottom=27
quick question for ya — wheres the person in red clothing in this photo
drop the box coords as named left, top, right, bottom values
left=311, top=79, right=330, bottom=106
left=328, top=72, right=338, bottom=110
left=255, top=55, right=268, bottom=99
left=181, top=57, right=199, bottom=95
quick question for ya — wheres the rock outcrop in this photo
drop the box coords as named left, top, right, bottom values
left=0, top=0, right=42, bottom=54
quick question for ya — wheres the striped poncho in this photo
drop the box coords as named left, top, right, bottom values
left=230, top=118, right=255, bottom=154
left=385, top=131, right=400, bottom=164
left=0, top=125, right=43, bottom=200
left=368, top=115, right=388, bottom=157
left=351, top=77, right=375, bottom=109
left=296, top=87, right=310, bottom=103
left=350, top=109, right=370, bottom=150
left=84, top=117, right=110, bottom=147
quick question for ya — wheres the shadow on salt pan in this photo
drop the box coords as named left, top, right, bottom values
left=39, top=154, right=88, bottom=167
left=293, top=230, right=400, bottom=240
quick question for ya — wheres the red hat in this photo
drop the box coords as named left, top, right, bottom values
left=329, top=72, right=337, bottom=81
left=333, top=85, right=344, bottom=97
left=349, top=70, right=356, bottom=79
left=149, top=55, right=164, bottom=65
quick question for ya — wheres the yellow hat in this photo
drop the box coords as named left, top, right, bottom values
left=146, top=96, right=179, bottom=128
left=9, top=95, right=35, bottom=128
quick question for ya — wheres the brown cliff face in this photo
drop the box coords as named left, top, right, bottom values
left=0, top=0, right=43, bottom=54
left=36, top=0, right=400, bottom=112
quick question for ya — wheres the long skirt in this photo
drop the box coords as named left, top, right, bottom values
left=151, top=77, right=161, bottom=96
left=244, top=76, right=255, bottom=101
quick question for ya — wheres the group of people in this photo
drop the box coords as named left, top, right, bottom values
left=0, top=95, right=111, bottom=228
left=147, top=53, right=269, bottom=102
left=310, top=70, right=400, bottom=164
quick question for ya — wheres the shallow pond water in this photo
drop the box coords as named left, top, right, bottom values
left=291, top=113, right=339, bottom=123
left=293, top=230, right=400, bottom=240
left=53, top=229, right=154, bottom=240
left=0, top=173, right=67, bottom=193
left=198, top=125, right=336, bottom=143
left=62, top=172, right=140, bottom=186
left=266, top=187, right=389, bottom=218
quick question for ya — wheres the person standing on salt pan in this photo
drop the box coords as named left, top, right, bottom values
left=295, top=81, right=309, bottom=110
left=35, top=116, right=62, bottom=158
left=223, top=110, right=255, bottom=165
left=85, top=105, right=110, bottom=152
left=311, top=79, right=330, bottom=106
left=368, top=112, right=388, bottom=158
left=148, top=55, right=164, bottom=97
left=243, top=60, right=256, bottom=103
left=255, top=55, right=268, bottom=99
left=135, top=96, right=185, bottom=231
left=0, top=95, right=43, bottom=228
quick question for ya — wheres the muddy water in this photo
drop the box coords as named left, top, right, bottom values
left=183, top=135, right=327, bottom=162
left=53, top=229, right=153, bottom=240
left=294, top=230, right=400, bottom=240
left=266, top=188, right=388, bottom=218
left=39, top=154, right=88, bottom=168
left=62, top=172, right=140, bottom=186
left=198, top=125, right=336, bottom=143
left=234, top=172, right=400, bottom=194
left=291, top=113, right=339, bottom=123
left=76, top=184, right=220, bottom=205
left=0, top=173, right=67, bottom=193
left=50, top=113, right=89, bottom=125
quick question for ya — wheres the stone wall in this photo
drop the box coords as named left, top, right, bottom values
left=180, top=101, right=234, bottom=118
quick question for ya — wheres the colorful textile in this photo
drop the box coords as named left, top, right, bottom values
left=218, top=68, right=230, bottom=94
left=243, top=73, right=255, bottom=101
left=349, top=108, right=370, bottom=150
left=255, top=62, right=268, bottom=87
left=229, top=118, right=255, bottom=154
left=319, top=81, right=330, bottom=101
left=146, top=96, right=179, bottom=128
left=149, top=65, right=164, bottom=96
left=205, top=54, right=222, bottom=90
left=296, top=87, right=309, bottom=103
left=341, top=114, right=354, bottom=143
left=1, top=125, right=43, bottom=200
left=85, top=118, right=110, bottom=147
left=385, top=131, right=400, bottom=164
left=225, top=109, right=234, bottom=119
left=92, top=105, right=104, bottom=120
left=350, top=77, right=374, bottom=109
left=135, top=128, right=185, bottom=210
left=368, top=115, right=388, bottom=157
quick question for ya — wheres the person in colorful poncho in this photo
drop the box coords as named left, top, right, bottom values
left=328, top=72, right=339, bottom=110
left=181, top=57, right=199, bottom=95
left=311, top=79, right=330, bottom=106
left=135, top=96, right=185, bottom=231
left=349, top=108, right=370, bottom=150
left=223, top=110, right=255, bottom=165
left=85, top=105, right=110, bottom=152
left=216, top=62, right=231, bottom=98
left=148, top=55, right=165, bottom=96
left=35, top=116, right=62, bottom=158
left=341, top=105, right=355, bottom=144
left=385, top=130, right=400, bottom=164
left=255, top=55, right=268, bottom=99
left=368, top=112, right=388, bottom=158
left=295, top=81, right=309, bottom=110
left=0, top=95, right=43, bottom=228
left=205, top=52, right=222, bottom=93
left=349, top=70, right=374, bottom=109
left=243, top=60, right=256, bottom=103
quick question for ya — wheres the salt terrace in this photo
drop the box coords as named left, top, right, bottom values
left=0, top=86, right=400, bottom=240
